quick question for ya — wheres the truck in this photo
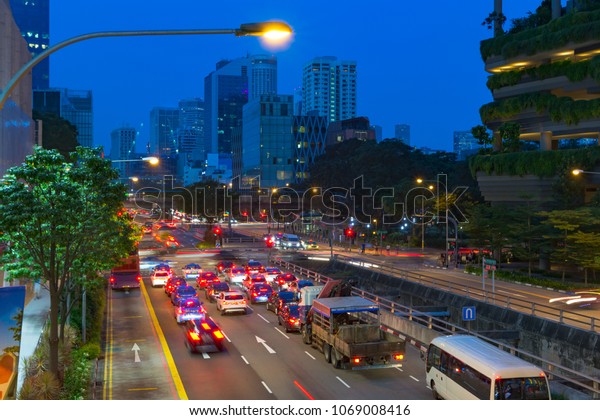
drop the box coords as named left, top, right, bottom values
left=299, top=280, right=406, bottom=370
left=109, top=248, right=141, bottom=290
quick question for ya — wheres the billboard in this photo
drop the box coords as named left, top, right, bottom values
left=0, top=286, right=26, bottom=400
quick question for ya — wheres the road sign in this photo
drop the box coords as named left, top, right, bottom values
left=484, top=258, right=497, bottom=271
left=462, top=306, right=476, bottom=321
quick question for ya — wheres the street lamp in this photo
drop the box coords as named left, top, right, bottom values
left=111, top=156, right=160, bottom=165
left=0, top=21, right=293, bottom=110
left=572, top=168, right=600, bottom=176
left=417, top=175, right=450, bottom=267
left=416, top=179, right=434, bottom=251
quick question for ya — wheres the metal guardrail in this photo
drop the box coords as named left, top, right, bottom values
left=271, top=257, right=600, bottom=399
left=333, top=254, right=600, bottom=333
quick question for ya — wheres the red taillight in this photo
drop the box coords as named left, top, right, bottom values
left=189, top=331, right=201, bottom=342
left=352, top=357, right=361, bottom=364
left=393, top=354, right=404, bottom=361
left=252, top=292, right=258, bottom=297
left=200, top=322, right=211, bottom=331
left=213, top=330, right=224, bottom=340
left=177, top=308, right=183, bottom=314
left=136, top=275, right=142, bottom=283
left=290, top=318, right=299, bottom=324
left=109, top=277, right=115, bottom=283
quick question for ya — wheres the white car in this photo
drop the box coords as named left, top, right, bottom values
left=215, top=291, right=248, bottom=315
left=225, top=267, right=246, bottom=284
left=151, top=270, right=171, bottom=287
left=264, top=267, right=282, bottom=283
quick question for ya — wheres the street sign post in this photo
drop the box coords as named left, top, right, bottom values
left=482, top=258, right=497, bottom=293
left=462, top=306, right=476, bottom=321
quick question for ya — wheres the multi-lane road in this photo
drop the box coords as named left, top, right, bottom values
left=103, top=226, right=432, bottom=400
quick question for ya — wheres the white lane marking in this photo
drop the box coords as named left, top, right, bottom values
left=336, top=376, right=351, bottom=388
left=304, top=351, right=316, bottom=360
left=256, top=336, right=276, bottom=354
left=241, top=355, right=249, bottom=365
left=202, top=352, right=210, bottom=359
left=410, top=375, right=420, bottom=382
left=261, top=381, right=273, bottom=394
left=257, top=313, right=271, bottom=323
left=275, top=327, right=290, bottom=339
left=395, top=366, right=404, bottom=372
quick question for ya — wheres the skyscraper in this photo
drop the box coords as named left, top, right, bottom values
left=302, top=56, right=357, bottom=122
left=0, top=0, right=35, bottom=176
left=204, top=55, right=278, bottom=155
left=149, top=107, right=179, bottom=155
left=294, top=115, right=328, bottom=182
left=110, top=126, right=136, bottom=177
left=249, top=55, right=277, bottom=102
left=9, top=0, right=50, bottom=90
left=33, top=88, right=93, bottom=147
left=394, top=124, right=411, bottom=146
left=177, top=98, right=204, bottom=156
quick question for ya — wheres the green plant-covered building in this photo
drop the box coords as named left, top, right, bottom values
left=481, top=0, right=600, bottom=150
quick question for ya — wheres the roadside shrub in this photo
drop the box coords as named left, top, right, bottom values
left=61, top=347, right=92, bottom=400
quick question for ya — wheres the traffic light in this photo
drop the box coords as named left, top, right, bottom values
left=265, top=237, right=274, bottom=248
left=241, top=211, right=248, bottom=217
left=213, top=226, right=222, bottom=236
left=344, top=228, right=356, bottom=238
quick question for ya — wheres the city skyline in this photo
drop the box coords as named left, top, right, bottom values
left=48, top=0, right=543, bottom=155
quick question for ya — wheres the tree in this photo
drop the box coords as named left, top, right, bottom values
left=0, top=146, right=138, bottom=380
left=462, top=203, right=512, bottom=264
left=471, top=125, right=493, bottom=153
left=498, top=122, right=522, bottom=153
left=33, top=111, right=80, bottom=157
left=482, top=11, right=506, bottom=37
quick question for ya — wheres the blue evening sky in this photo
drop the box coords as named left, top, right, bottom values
left=49, top=0, right=543, bottom=154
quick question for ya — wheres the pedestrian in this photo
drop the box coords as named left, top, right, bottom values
left=361, top=243, right=366, bottom=254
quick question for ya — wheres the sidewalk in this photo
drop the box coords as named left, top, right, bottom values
left=17, top=286, right=50, bottom=395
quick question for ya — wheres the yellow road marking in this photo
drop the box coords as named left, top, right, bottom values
left=128, top=387, right=159, bottom=391
left=123, top=339, right=147, bottom=343
left=140, top=280, right=188, bottom=400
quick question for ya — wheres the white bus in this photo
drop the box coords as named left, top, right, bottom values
left=425, top=335, right=551, bottom=400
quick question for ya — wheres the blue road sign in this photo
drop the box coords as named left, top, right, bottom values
left=462, top=306, right=476, bottom=321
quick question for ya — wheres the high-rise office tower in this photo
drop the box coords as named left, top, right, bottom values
left=241, top=94, right=294, bottom=188
left=33, top=89, right=93, bottom=147
left=1, top=0, right=35, bottom=176
left=204, top=57, right=250, bottom=155
left=177, top=98, right=204, bottom=156
left=149, top=107, right=179, bottom=155
left=9, top=0, right=50, bottom=90
left=110, top=126, right=136, bottom=177
left=394, top=124, right=411, bottom=146
left=294, top=115, right=328, bottom=182
left=249, top=55, right=277, bottom=101
left=302, top=56, right=357, bottom=122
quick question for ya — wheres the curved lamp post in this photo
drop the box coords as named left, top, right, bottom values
left=572, top=169, right=600, bottom=176
left=0, top=21, right=292, bottom=110
left=417, top=174, right=451, bottom=267
left=112, top=156, right=160, bottom=165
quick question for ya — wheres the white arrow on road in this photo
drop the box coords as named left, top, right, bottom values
left=256, top=336, right=276, bottom=354
left=131, top=343, right=141, bottom=362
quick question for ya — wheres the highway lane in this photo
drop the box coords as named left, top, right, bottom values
left=137, top=240, right=432, bottom=400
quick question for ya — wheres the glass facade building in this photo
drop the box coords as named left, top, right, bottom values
left=9, top=0, right=50, bottom=90
left=150, top=107, right=179, bottom=156
left=293, top=115, right=328, bottom=182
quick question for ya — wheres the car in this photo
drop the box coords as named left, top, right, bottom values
left=245, top=260, right=265, bottom=274
left=183, top=318, right=225, bottom=353
left=215, top=291, right=248, bottom=315
left=549, top=289, right=600, bottom=307
left=277, top=303, right=301, bottom=332
left=174, top=298, right=205, bottom=324
left=196, top=271, right=219, bottom=289
left=142, top=225, right=152, bottom=234
left=247, top=283, right=274, bottom=304
left=225, top=267, right=246, bottom=284
left=279, top=233, right=303, bottom=250
left=303, top=240, right=319, bottom=250
left=164, top=277, right=187, bottom=297
left=182, top=263, right=202, bottom=280
left=205, top=281, right=230, bottom=302
left=266, top=290, right=297, bottom=314
left=287, top=279, right=314, bottom=293
left=150, top=268, right=171, bottom=287
left=264, top=267, right=282, bottom=283
left=171, top=284, right=198, bottom=306
left=215, top=260, right=235, bottom=275
left=243, top=273, right=267, bottom=291
left=275, top=272, right=297, bottom=289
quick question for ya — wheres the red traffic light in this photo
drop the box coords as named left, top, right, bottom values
left=213, top=226, right=222, bottom=236
left=266, top=238, right=274, bottom=248
left=344, top=228, right=356, bottom=238
left=241, top=211, right=248, bottom=217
